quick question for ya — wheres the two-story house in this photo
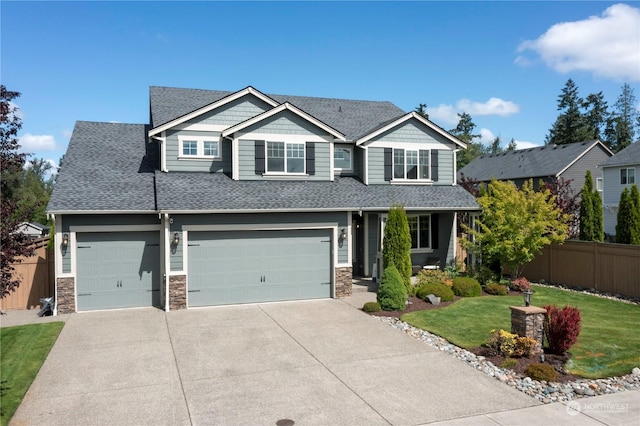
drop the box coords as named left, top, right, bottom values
left=600, top=141, right=640, bottom=238
left=47, top=86, right=479, bottom=314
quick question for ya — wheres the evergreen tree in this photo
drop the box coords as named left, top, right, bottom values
left=629, top=184, right=640, bottom=245
left=450, top=112, right=482, bottom=169
left=414, top=103, right=429, bottom=119
left=382, top=204, right=412, bottom=292
left=579, top=170, right=604, bottom=241
left=546, top=79, right=591, bottom=145
left=582, top=92, right=608, bottom=141
left=616, top=187, right=632, bottom=244
left=605, top=83, right=639, bottom=152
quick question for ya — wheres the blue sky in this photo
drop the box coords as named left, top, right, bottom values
left=2, top=1, right=639, bottom=171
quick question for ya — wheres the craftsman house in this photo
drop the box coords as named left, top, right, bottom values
left=47, top=86, right=479, bottom=313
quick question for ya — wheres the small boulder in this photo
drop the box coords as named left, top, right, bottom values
left=632, top=367, right=640, bottom=376
left=426, top=294, right=441, bottom=305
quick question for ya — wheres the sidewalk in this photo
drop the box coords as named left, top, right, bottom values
left=347, top=278, right=640, bottom=426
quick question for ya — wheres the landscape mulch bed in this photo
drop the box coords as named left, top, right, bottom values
left=365, top=291, right=580, bottom=383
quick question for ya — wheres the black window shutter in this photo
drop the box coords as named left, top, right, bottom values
left=255, top=140, right=265, bottom=174
left=431, top=213, right=439, bottom=249
left=431, top=150, right=439, bottom=182
left=306, top=142, right=315, bottom=175
left=383, top=148, right=393, bottom=181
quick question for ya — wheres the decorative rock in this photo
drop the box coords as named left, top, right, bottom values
left=373, top=315, right=640, bottom=405
left=426, top=294, right=441, bottom=305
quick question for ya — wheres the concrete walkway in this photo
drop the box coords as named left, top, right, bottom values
left=2, top=287, right=638, bottom=425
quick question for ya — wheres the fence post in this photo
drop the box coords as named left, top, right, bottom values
left=594, top=241, right=599, bottom=291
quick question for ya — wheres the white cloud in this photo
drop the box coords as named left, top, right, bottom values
left=426, top=97, right=519, bottom=127
left=478, top=128, right=496, bottom=144
left=62, top=129, right=72, bottom=138
left=514, top=140, right=541, bottom=150
left=457, top=98, right=520, bottom=116
left=516, top=3, right=640, bottom=81
left=20, top=133, right=57, bottom=151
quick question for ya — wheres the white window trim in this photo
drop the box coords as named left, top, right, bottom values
left=393, top=148, right=432, bottom=182
left=178, top=135, right=222, bottom=160
left=620, top=167, right=636, bottom=185
left=265, top=141, right=306, bottom=175
left=334, top=145, right=354, bottom=172
left=596, top=177, right=603, bottom=192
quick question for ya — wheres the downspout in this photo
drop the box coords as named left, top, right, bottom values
left=50, top=214, right=58, bottom=316
left=163, top=213, right=170, bottom=312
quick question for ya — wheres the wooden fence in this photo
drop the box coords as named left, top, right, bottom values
left=1, top=237, right=55, bottom=310
left=522, top=240, right=640, bottom=299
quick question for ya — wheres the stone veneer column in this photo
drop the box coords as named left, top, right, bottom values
left=510, top=305, right=547, bottom=354
left=56, top=277, right=76, bottom=314
left=169, top=275, right=187, bottom=310
left=335, top=267, right=353, bottom=298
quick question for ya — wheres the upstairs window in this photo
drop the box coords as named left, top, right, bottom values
left=334, top=146, right=353, bottom=171
left=267, top=141, right=305, bottom=174
left=393, top=148, right=430, bottom=180
left=596, top=177, right=603, bottom=192
left=621, top=168, right=635, bottom=185
left=178, top=136, right=221, bottom=159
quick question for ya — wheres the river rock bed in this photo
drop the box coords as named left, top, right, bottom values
left=375, top=316, right=640, bottom=403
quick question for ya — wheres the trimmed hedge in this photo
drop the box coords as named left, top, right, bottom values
left=416, top=282, right=455, bottom=302
left=524, top=363, right=558, bottom=382
left=377, top=265, right=407, bottom=311
left=484, top=282, right=508, bottom=296
left=452, top=277, right=482, bottom=297
left=362, top=302, right=381, bottom=313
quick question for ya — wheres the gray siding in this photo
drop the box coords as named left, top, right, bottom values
left=60, top=214, right=161, bottom=274
left=602, top=165, right=638, bottom=236
left=561, top=145, right=611, bottom=197
left=374, top=121, right=448, bottom=144
left=242, top=110, right=330, bottom=136
left=436, top=150, right=454, bottom=185
left=185, top=96, right=272, bottom=127
left=165, top=129, right=231, bottom=173
left=367, top=147, right=386, bottom=184
left=169, top=212, right=349, bottom=271
left=238, top=139, right=331, bottom=181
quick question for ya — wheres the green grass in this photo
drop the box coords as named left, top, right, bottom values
left=402, top=285, right=640, bottom=379
left=1, top=322, right=64, bottom=426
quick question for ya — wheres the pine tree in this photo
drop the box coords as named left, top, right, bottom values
left=583, top=92, right=608, bottom=141
left=382, top=204, right=412, bottom=292
left=579, top=170, right=603, bottom=241
left=546, top=79, right=591, bottom=145
left=606, top=83, right=639, bottom=152
left=450, top=112, right=482, bottom=169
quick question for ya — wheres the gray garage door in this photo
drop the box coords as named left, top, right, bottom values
left=76, top=232, right=160, bottom=311
left=188, top=229, right=331, bottom=307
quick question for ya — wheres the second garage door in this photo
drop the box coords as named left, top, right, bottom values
left=188, top=229, right=331, bottom=307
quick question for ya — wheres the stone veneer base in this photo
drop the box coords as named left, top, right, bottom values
left=169, top=275, right=187, bottom=310
left=56, top=277, right=76, bottom=314
left=335, top=267, right=353, bottom=298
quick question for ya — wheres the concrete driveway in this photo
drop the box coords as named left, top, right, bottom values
left=11, top=299, right=538, bottom=425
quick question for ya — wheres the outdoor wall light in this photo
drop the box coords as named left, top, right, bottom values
left=340, top=228, right=347, bottom=241
left=523, top=288, right=534, bottom=307
left=62, top=233, right=69, bottom=247
left=172, top=232, right=180, bottom=246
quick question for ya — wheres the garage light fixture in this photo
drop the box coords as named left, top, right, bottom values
left=340, top=228, right=347, bottom=241
left=172, top=232, right=180, bottom=246
left=62, top=233, right=69, bottom=247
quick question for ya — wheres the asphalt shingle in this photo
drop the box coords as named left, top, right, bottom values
left=600, top=141, right=640, bottom=167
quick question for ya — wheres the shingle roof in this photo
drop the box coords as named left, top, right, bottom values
left=600, top=141, right=640, bottom=167
left=149, top=86, right=406, bottom=141
left=155, top=172, right=479, bottom=212
left=458, top=140, right=608, bottom=182
left=47, top=121, right=158, bottom=212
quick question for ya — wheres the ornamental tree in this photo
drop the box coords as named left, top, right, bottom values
left=616, top=184, right=640, bottom=245
left=462, top=179, right=569, bottom=278
left=579, top=170, right=604, bottom=242
left=382, top=204, right=412, bottom=292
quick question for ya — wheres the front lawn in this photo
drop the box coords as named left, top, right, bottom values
left=0, top=322, right=64, bottom=426
left=401, top=285, right=640, bottom=379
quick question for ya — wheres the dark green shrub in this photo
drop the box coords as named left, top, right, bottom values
left=452, top=277, right=482, bottom=297
left=524, top=363, right=558, bottom=382
left=377, top=265, right=407, bottom=311
left=382, top=205, right=412, bottom=292
left=362, top=302, right=381, bottom=313
left=415, top=282, right=455, bottom=302
left=484, top=282, right=508, bottom=296
left=474, top=265, right=498, bottom=286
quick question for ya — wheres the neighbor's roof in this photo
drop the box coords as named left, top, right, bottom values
left=154, top=172, right=479, bottom=212
left=47, top=121, right=158, bottom=212
left=149, top=86, right=407, bottom=141
left=600, top=141, right=640, bottom=168
left=458, top=140, right=612, bottom=182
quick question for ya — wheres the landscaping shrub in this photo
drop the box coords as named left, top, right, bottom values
left=524, top=363, right=558, bottom=382
left=415, top=269, right=448, bottom=286
left=510, top=276, right=531, bottom=292
left=484, top=282, right=508, bottom=296
left=544, top=304, right=581, bottom=355
left=486, top=329, right=537, bottom=357
left=362, top=301, right=381, bottom=313
left=452, top=277, right=482, bottom=297
left=415, top=282, right=455, bottom=302
left=377, top=265, right=407, bottom=311
left=500, top=358, right=518, bottom=369
left=474, top=265, right=498, bottom=286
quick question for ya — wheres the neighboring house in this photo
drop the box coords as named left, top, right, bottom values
left=599, top=141, right=640, bottom=238
left=458, top=140, right=613, bottom=197
left=15, top=222, right=50, bottom=238
left=47, top=85, right=479, bottom=314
